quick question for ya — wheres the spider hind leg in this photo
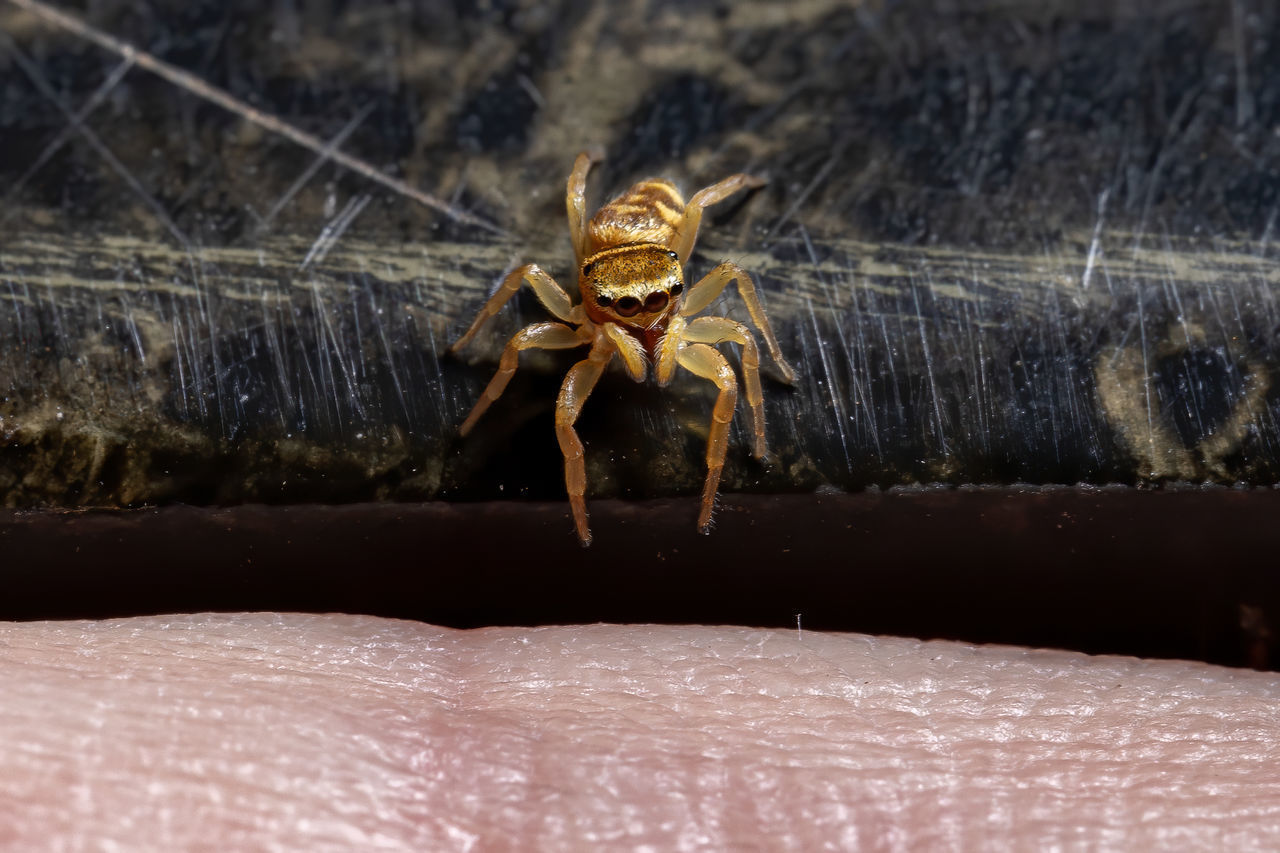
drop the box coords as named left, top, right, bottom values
left=555, top=338, right=613, bottom=546
left=676, top=342, right=739, bottom=533
left=458, top=322, right=588, bottom=435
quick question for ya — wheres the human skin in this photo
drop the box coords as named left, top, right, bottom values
left=2, top=614, right=1279, bottom=850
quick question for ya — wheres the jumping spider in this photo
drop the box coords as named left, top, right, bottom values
left=450, top=150, right=795, bottom=546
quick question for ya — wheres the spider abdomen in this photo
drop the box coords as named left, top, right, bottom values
left=586, top=178, right=685, bottom=253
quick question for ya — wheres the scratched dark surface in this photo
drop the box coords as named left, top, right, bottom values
left=1, top=0, right=1279, bottom=665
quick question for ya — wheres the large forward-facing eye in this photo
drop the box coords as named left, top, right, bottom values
left=614, top=296, right=641, bottom=317
left=643, top=291, right=669, bottom=312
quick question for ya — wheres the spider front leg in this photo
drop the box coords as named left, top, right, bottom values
left=566, top=148, right=604, bottom=265
left=681, top=262, right=796, bottom=383
left=676, top=342, right=739, bottom=534
left=449, top=264, right=582, bottom=354
left=683, top=316, right=767, bottom=459
left=671, top=173, right=766, bottom=264
left=556, top=337, right=614, bottom=546
left=459, top=322, right=590, bottom=435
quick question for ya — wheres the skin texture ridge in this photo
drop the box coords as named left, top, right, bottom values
left=2, top=613, right=1279, bottom=850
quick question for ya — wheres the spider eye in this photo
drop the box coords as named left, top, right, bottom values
left=666, top=250, right=679, bottom=259
left=582, top=262, right=595, bottom=276
left=614, top=296, right=641, bottom=317
left=643, top=291, right=669, bottom=313
left=596, top=294, right=613, bottom=307
left=670, top=283, right=684, bottom=295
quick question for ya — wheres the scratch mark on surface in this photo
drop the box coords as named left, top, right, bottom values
left=804, top=296, right=851, bottom=473
left=5, top=0, right=505, bottom=235
left=766, top=147, right=843, bottom=241
left=170, top=308, right=190, bottom=418
left=260, top=102, right=377, bottom=231
left=968, top=265, right=992, bottom=454
left=844, top=270, right=882, bottom=458
left=515, top=73, right=547, bottom=109
left=298, top=194, right=372, bottom=272
left=1259, top=203, right=1278, bottom=259
left=419, top=251, right=452, bottom=417
left=1081, top=188, right=1110, bottom=290
left=912, top=276, right=949, bottom=456
left=1231, top=0, right=1255, bottom=129
left=368, top=271, right=411, bottom=426
left=1160, top=229, right=1192, bottom=349
left=2, top=34, right=192, bottom=248
left=1135, top=283, right=1157, bottom=476
left=1133, top=85, right=1200, bottom=251
left=0, top=54, right=135, bottom=223
left=190, top=262, right=228, bottom=434
left=260, top=291, right=294, bottom=428
left=801, top=224, right=877, bottom=456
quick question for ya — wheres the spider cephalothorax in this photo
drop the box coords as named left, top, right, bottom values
left=450, top=150, right=795, bottom=546
left=580, top=244, right=684, bottom=329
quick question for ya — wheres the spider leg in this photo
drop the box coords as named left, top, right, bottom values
left=450, top=264, right=582, bottom=354
left=671, top=173, right=766, bottom=264
left=680, top=262, right=796, bottom=383
left=684, top=316, right=767, bottom=459
left=602, top=322, right=649, bottom=382
left=556, top=336, right=614, bottom=546
left=653, top=314, right=686, bottom=387
left=459, top=322, right=590, bottom=436
left=677, top=343, right=738, bottom=534
left=566, top=148, right=604, bottom=265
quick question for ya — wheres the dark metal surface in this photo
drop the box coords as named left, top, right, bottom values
left=1, top=0, right=1278, bottom=664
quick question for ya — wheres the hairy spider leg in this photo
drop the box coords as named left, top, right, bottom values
left=680, top=261, right=796, bottom=383
left=566, top=147, right=604, bottom=265
left=602, top=322, right=649, bottom=382
left=449, top=264, right=581, bottom=354
left=683, top=316, right=767, bottom=459
left=458, top=322, right=590, bottom=435
left=556, top=337, right=614, bottom=546
left=671, top=173, right=767, bottom=264
left=676, top=343, right=739, bottom=533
